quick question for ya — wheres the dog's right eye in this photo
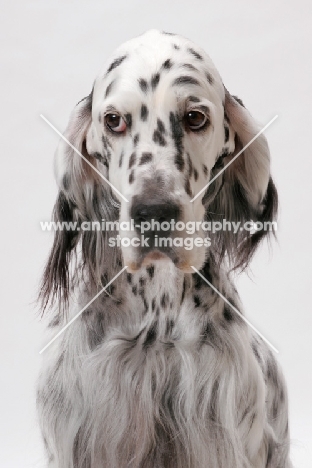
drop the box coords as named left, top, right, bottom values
left=104, top=113, right=127, bottom=133
left=184, top=111, right=208, bottom=131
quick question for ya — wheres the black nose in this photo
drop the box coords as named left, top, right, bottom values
left=131, top=200, right=180, bottom=229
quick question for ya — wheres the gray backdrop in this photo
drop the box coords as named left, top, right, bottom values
left=1, top=0, right=311, bottom=466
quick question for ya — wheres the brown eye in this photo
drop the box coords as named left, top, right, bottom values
left=185, top=111, right=207, bottom=131
left=104, top=113, right=127, bottom=133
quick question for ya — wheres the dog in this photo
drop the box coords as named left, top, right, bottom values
left=37, top=30, right=292, bottom=467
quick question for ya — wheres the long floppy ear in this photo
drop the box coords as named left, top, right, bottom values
left=204, top=89, right=278, bottom=270
left=39, top=92, right=119, bottom=311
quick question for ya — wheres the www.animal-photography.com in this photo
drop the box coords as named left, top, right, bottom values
left=1, top=1, right=311, bottom=467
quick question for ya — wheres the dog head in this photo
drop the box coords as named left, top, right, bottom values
left=41, top=30, right=277, bottom=306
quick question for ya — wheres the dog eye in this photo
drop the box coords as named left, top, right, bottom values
left=104, top=113, right=127, bottom=133
left=185, top=111, right=207, bottom=131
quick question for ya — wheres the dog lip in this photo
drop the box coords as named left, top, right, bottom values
left=127, top=249, right=178, bottom=272
left=142, top=250, right=170, bottom=265
left=126, top=251, right=172, bottom=272
left=127, top=261, right=142, bottom=273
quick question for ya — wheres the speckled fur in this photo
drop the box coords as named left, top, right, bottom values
left=38, top=30, right=291, bottom=467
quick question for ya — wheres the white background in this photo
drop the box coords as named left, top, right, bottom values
left=1, top=1, right=311, bottom=466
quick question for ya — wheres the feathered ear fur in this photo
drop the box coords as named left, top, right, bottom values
left=39, top=93, right=119, bottom=311
left=204, top=89, right=278, bottom=270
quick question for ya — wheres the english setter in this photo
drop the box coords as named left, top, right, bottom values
left=38, top=30, right=292, bottom=467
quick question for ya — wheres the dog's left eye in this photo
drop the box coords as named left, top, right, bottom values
left=104, top=113, right=127, bottom=133
left=185, top=111, right=207, bottom=131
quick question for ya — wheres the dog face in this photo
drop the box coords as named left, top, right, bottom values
left=43, top=30, right=277, bottom=304
left=83, top=30, right=237, bottom=272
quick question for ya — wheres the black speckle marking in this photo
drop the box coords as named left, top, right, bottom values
left=182, top=63, right=197, bottom=71
left=124, top=113, right=132, bottom=130
left=224, top=112, right=230, bottom=124
left=162, top=59, right=173, bottom=70
left=62, top=174, right=70, bottom=191
left=223, top=305, right=234, bottom=322
left=101, top=136, right=112, bottom=160
left=161, top=293, right=170, bottom=308
left=267, top=358, right=278, bottom=384
left=48, top=314, right=61, bottom=328
left=133, top=133, right=140, bottom=146
left=143, top=321, right=158, bottom=348
left=181, top=278, right=186, bottom=304
left=146, top=264, right=155, bottom=278
left=187, top=47, right=203, bottom=61
left=185, top=178, right=192, bottom=197
left=202, top=322, right=214, bottom=342
left=107, top=55, right=127, bottom=74
left=129, top=170, right=135, bottom=184
left=151, top=297, right=156, bottom=311
left=126, top=273, right=132, bottom=284
left=252, top=341, right=261, bottom=363
left=221, top=147, right=229, bottom=159
left=213, top=150, right=227, bottom=171
left=202, top=261, right=213, bottom=284
left=206, top=72, right=214, bottom=85
left=140, top=152, right=153, bottom=165
left=173, top=44, right=180, bottom=50
left=98, top=112, right=102, bottom=123
left=101, top=273, right=115, bottom=294
left=157, top=118, right=166, bottom=134
left=143, top=298, right=149, bottom=314
left=202, top=164, right=208, bottom=177
left=153, top=129, right=167, bottom=147
left=194, top=295, right=201, bottom=307
left=194, top=168, right=198, bottom=181
left=105, top=81, right=114, bottom=98
left=224, top=125, right=229, bottom=143
left=132, top=285, right=137, bottom=295
left=141, top=104, right=149, bottom=121
left=119, top=150, right=124, bottom=168
left=187, top=153, right=193, bottom=178
left=194, top=265, right=212, bottom=292
left=92, top=152, right=108, bottom=168
left=175, top=152, right=184, bottom=172
left=165, top=318, right=174, bottom=335
left=173, top=75, right=200, bottom=87
left=138, top=78, right=149, bottom=93
left=189, top=95, right=200, bottom=103
left=266, top=441, right=274, bottom=465
left=128, top=152, right=136, bottom=169
left=169, top=112, right=184, bottom=171
left=151, top=73, right=160, bottom=90
left=272, top=398, right=279, bottom=420
left=139, top=276, right=146, bottom=287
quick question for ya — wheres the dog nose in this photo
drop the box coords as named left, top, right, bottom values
left=131, top=201, right=180, bottom=227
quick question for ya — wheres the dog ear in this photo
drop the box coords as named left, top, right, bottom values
left=39, top=92, right=112, bottom=311
left=204, top=89, right=278, bottom=270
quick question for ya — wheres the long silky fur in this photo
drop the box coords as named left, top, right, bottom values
left=37, top=30, right=291, bottom=468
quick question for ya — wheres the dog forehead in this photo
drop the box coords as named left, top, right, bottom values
left=93, top=30, right=223, bottom=102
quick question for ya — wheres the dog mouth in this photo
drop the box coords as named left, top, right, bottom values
left=126, top=248, right=194, bottom=274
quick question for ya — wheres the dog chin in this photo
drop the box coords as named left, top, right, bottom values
left=124, top=249, right=196, bottom=274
